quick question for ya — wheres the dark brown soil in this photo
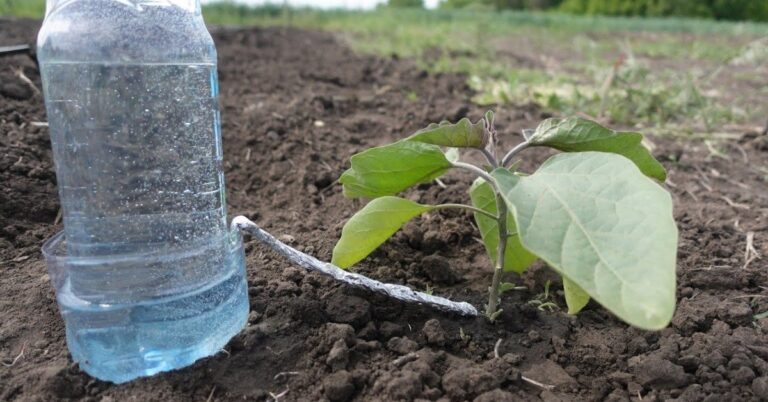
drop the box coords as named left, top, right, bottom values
left=2, top=18, right=768, bottom=402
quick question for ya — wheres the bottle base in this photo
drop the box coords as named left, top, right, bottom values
left=70, top=287, right=248, bottom=384
left=43, top=230, right=250, bottom=384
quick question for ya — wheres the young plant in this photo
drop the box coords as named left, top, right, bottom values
left=332, top=112, right=678, bottom=330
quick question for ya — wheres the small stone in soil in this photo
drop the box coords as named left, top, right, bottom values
left=320, top=323, right=355, bottom=352
left=718, top=301, right=754, bottom=326
left=522, top=360, right=577, bottom=390
left=603, top=389, right=630, bottom=402
left=323, top=370, right=355, bottom=402
left=378, top=321, right=404, bottom=339
left=422, top=319, right=446, bottom=345
left=324, top=293, right=371, bottom=329
left=401, top=222, right=424, bottom=249
left=473, top=389, right=516, bottom=402
left=422, top=230, right=445, bottom=251
left=247, top=311, right=262, bottom=323
left=326, top=339, right=349, bottom=372
left=752, top=377, right=768, bottom=399
left=277, top=233, right=295, bottom=243
left=421, top=387, right=441, bottom=400
left=420, top=254, right=460, bottom=285
left=677, top=355, right=700, bottom=372
left=702, top=350, right=727, bottom=369
left=728, top=366, right=756, bottom=385
left=356, top=321, right=378, bottom=340
left=483, top=356, right=521, bottom=383
left=628, top=356, right=690, bottom=389
left=273, top=281, right=299, bottom=296
left=404, top=358, right=441, bottom=388
left=442, top=366, right=499, bottom=401
left=678, top=383, right=706, bottom=401
left=281, top=266, right=303, bottom=283
left=385, top=371, right=422, bottom=400
left=502, top=353, right=523, bottom=365
left=353, top=340, right=380, bottom=352
left=0, top=82, right=33, bottom=100
left=387, top=336, right=419, bottom=355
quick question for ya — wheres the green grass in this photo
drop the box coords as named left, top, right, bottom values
left=198, top=6, right=768, bottom=35
left=4, top=1, right=766, bottom=133
left=0, top=0, right=45, bottom=18
left=6, top=1, right=767, bottom=35
left=244, top=7, right=761, bottom=131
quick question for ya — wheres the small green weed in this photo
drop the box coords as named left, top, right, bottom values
left=527, top=280, right=559, bottom=312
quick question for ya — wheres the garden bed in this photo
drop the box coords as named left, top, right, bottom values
left=1, top=19, right=768, bottom=401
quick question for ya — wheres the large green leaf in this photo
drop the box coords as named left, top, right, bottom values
left=407, top=118, right=487, bottom=148
left=527, top=117, right=667, bottom=181
left=332, top=197, right=434, bottom=268
left=563, top=277, right=590, bottom=315
left=493, top=152, right=677, bottom=330
left=340, top=141, right=452, bottom=198
left=469, top=178, right=537, bottom=273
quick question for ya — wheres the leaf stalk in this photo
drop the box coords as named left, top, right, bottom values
left=434, top=203, right=498, bottom=220
left=452, top=161, right=497, bottom=189
left=480, top=148, right=498, bottom=168
left=501, top=141, right=530, bottom=167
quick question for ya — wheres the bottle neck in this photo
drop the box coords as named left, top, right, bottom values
left=46, top=0, right=202, bottom=16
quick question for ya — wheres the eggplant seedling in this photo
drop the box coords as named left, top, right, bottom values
left=332, top=112, right=678, bottom=330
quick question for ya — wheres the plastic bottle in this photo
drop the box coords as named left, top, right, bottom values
left=38, top=0, right=248, bottom=383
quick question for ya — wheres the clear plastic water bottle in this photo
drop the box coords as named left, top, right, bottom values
left=38, top=0, right=249, bottom=383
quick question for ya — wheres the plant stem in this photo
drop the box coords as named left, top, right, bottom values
left=486, top=192, right=508, bottom=321
left=479, top=148, right=498, bottom=168
left=452, top=161, right=497, bottom=188
left=434, top=203, right=498, bottom=220
left=501, top=141, right=530, bottom=167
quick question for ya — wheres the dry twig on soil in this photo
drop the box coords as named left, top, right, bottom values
left=392, top=352, right=419, bottom=368
left=274, top=371, right=300, bottom=381
left=744, top=231, right=760, bottom=269
left=520, top=375, right=555, bottom=391
left=13, top=67, right=40, bottom=95
left=721, top=196, right=750, bottom=210
left=1, top=343, right=25, bottom=367
left=205, top=386, right=216, bottom=402
left=269, top=389, right=289, bottom=402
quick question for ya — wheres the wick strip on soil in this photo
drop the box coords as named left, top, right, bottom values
left=232, top=216, right=479, bottom=316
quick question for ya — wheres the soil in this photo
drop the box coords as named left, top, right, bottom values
left=2, top=18, right=768, bottom=402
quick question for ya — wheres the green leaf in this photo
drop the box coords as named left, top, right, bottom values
left=469, top=178, right=537, bottom=273
left=493, top=152, right=678, bottom=330
left=527, top=117, right=667, bottom=181
left=332, top=196, right=434, bottom=268
left=563, top=277, right=590, bottom=315
left=340, top=141, right=452, bottom=198
left=484, top=110, right=495, bottom=126
left=408, top=117, right=488, bottom=148
left=499, top=282, right=517, bottom=295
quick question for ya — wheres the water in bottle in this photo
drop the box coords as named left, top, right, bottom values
left=38, top=0, right=249, bottom=383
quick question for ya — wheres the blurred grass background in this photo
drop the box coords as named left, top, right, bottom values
left=2, top=0, right=767, bottom=135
